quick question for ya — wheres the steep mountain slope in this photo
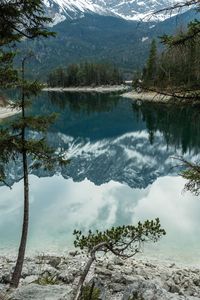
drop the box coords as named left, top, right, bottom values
left=22, top=9, right=196, bottom=80
left=92, top=0, right=185, bottom=21
left=23, top=14, right=151, bottom=79
left=43, top=0, right=187, bottom=24
left=43, top=0, right=114, bottom=25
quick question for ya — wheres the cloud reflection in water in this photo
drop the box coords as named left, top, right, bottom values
left=0, top=175, right=200, bottom=265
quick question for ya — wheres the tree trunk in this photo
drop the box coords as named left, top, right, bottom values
left=88, top=280, right=95, bottom=300
left=74, top=242, right=108, bottom=300
left=10, top=58, right=29, bottom=288
left=10, top=149, right=29, bottom=288
left=74, top=256, right=95, bottom=300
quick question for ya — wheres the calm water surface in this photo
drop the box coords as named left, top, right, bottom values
left=1, top=92, right=200, bottom=264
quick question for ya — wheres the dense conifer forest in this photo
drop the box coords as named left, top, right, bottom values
left=142, top=21, right=200, bottom=93
left=47, top=62, right=123, bottom=87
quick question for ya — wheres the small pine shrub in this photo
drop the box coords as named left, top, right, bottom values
left=128, top=292, right=145, bottom=300
left=80, top=284, right=100, bottom=300
left=34, top=274, right=59, bottom=286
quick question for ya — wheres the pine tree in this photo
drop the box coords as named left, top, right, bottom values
left=0, top=0, right=54, bottom=87
left=0, top=0, right=53, bottom=43
left=73, top=219, right=166, bottom=300
left=154, top=0, right=199, bottom=43
left=0, top=56, right=67, bottom=289
left=144, top=39, right=157, bottom=86
left=0, top=0, right=66, bottom=289
left=142, top=21, right=200, bottom=96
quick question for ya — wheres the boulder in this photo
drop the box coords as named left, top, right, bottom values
left=122, top=279, right=186, bottom=300
left=10, top=284, right=71, bottom=300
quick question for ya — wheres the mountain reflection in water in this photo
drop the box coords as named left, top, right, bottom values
left=3, top=92, right=200, bottom=188
left=1, top=92, right=200, bottom=262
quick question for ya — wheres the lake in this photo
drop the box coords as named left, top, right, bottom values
left=1, top=92, right=200, bottom=265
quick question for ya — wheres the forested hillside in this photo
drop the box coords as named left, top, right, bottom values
left=18, top=9, right=197, bottom=81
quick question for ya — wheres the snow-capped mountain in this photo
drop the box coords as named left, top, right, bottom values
left=43, top=0, right=113, bottom=25
left=92, top=0, right=185, bottom=21
left=43, top=0, right=186, bottom=25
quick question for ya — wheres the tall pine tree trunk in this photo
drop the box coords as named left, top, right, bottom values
left=10, top=149, right=29, bottom=288
left=10, top=57, right=29, bottom=288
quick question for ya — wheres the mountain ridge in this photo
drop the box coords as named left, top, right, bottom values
left=43, top=0, right=186, bottom=25
left=44, top=0, right=112, bottom=25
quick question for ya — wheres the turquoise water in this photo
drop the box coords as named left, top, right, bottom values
left=1, top=92, right=200, bottom=264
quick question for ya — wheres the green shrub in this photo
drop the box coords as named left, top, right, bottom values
left=34, top=274, right=59, bottom=285
left=128, top=292, right=145, bottom=300
left=80, top=284, right=100, bottom=300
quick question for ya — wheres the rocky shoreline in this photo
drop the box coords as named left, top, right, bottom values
left=122, top=91, right=172, bottom=103
left=1, top=253, right=200, bottom=300
left=122, top=91, right=200, bottom=106
left=43, top=85, right=130, bottom=93
left=0, top=97, right=20, bottom=120
left=0, top=106, right=20, bottom=119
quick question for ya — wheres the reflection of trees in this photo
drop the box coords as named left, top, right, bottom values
left=132, top=102, right=200, bottom=154
left=31, top=92, right=122, bottom=139
left=31, top=93, right=200, bottom=155
left=47, top=92, right=120, bottom=114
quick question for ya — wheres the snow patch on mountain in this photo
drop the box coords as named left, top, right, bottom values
left=44, top=0, right=104, bottom=14
left=43, top=0, right=188, bottom=25
left=93, top=0, right=187, bottom=21
left=44, top=0, right=113, bottom=24
left=49, top=12, right=66, bottom=26
left=142, top=36, right=149, bottom=42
